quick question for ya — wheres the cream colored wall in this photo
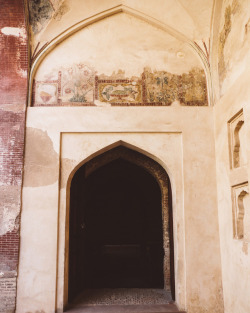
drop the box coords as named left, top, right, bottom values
left=214, top=79, right=250, bottom=313
left=32, top=12, right=208, bottom=108
left=214, top=73, right=250, bottom=313
left=16, top=1, right=226, bottom=312
left=35, top=13, right=202, bottom=80
left=16, top=106, right=223, bottom=313
left=213, top=0, right=250, bottom=312
left=30, top=0, right=213, bottom=54
left=218, top=0, right=250, bottom=96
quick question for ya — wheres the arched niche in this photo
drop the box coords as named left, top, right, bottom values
left=236, top=190, right=247, bottom=239
left=64, top=144, right=175, bottom=306
left=233, top=120, right=245, bottom=168
left=29, top=5, right=211, bottom=107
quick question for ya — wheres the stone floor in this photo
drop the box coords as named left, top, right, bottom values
left=65, top=304, right=182, bottom=312
left=65, top=289, right=186, bottom=312
left=71, top=289, right=172, bottom=305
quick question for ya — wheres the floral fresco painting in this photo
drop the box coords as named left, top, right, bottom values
left=61, top=64, right=95, bottom=103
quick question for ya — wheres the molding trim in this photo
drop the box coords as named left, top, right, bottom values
left=209, top=0, right=223, bottom=103
left=28, top=4, right=213, bottom=106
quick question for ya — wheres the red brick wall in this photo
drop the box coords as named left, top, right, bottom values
left=0, top=0, right=28, bottom=105
left=0, top=231, right=20, bottom=271
left=0, top=0, right=28, bottom=312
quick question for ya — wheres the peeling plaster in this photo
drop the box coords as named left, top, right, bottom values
left=23, top=128, right=59, bottom=187
left=1, top=27, right=26, bottom=38
left=0, top=186, right=21, bottom=235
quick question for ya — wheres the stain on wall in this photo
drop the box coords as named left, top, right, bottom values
left=23, top=128, right=59, bottom=187
left=53, top=1, right=70, bottom=21
left=218, top=0, right=250, bottom=93
left=29, top=0, right=54, bottom=34
left=33, top=64, right=208, bottom=106
left=218, top=5, right=232, bottom=82
left=29, top=0, right=69, bottom=35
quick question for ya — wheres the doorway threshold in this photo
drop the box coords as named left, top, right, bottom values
left=65, top=289, right=185, bottom=312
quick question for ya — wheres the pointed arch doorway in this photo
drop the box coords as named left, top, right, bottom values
left=68, top=145, right=175, bottom=304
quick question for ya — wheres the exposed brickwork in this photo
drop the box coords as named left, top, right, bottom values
left=0, top=0, right=28, bottom=312
left=0, top=278, right=17, bottom=313
left=0, top=231, right=19, bottom=272
left=0, top=0, right=28, bottom=105
left=0, top=110, right=25, bottom=186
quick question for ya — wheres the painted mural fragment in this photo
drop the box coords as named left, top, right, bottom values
left=34, top=71, right=61, bottom=106
left=33, top=64, right=208, bottom=106
left=98, top=82, right=142, bottom=104
left=61, top=64, right=95, bottom=104
left=145, top=68, right=207, bottom=106
left=144, top=69, right=178, bottom=105
left=35, top=82, right=58, bottom=105
left=178, top=68, right=207, bottom=106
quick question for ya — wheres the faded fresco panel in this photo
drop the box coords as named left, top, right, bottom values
left=32, top=13, right=208, bottom=106
left=218, top=0, right=250, bottom=95
left=61, top=64, right=95, bottom=104
left=33, top=65, right=207, bottom=107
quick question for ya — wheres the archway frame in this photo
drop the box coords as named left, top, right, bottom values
left=63, top=141, right=175, bottom=308
left=27, top=4, right=213, bottom=107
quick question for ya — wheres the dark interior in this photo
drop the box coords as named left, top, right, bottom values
left=69, top=157, right=165, bottom=301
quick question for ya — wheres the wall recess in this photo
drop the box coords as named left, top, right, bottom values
left=228, top=110, right=247, bottom=169
left=232, top=182, right=250, bottom=241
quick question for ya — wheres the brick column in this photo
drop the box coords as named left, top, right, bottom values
left=0, top=0, right=28, bottom=312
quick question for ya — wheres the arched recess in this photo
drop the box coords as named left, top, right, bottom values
left=236, top=190, right=248, bottom=239
left=233, top=120, right=244, bottom=168
left=64, top=142, right=175, bottom=306
left=28, top=4, right=213, bottom=106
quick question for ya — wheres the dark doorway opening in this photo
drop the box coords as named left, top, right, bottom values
left=68, top=146, right=174, bottom=303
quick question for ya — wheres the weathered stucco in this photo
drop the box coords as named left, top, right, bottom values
left=213, top=0, right=250, bottom=312
left=1, top=0, right=250, bottom=313
left=23, top=128, right=59, bottom=187
left=29, top=0, right=213, bottom=53
left=218, top=0, right=250, bottom=95
left=33, top=12, right=208, bottom=108
left=17, top=106, right=223, bottom=313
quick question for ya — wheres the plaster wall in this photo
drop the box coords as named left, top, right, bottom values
left=17, top=2, right=223, bottom=313
left=16, top=106, right=223, bottom=313
left=214, top=70, right=250, bottom=313
left=213, top=0, right=250, bottom=312
left=32, top=12, right=208, bottom=108
left=29, top=0, right=213, bottom=53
